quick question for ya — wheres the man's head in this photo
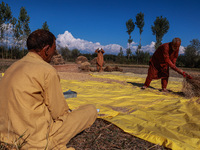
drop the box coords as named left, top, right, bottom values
left=171, top=38, right=181, bottom=51
left=27, top=29, right=56, bottom=63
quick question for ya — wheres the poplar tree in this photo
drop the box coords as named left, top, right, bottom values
left=135, top=12, right=144, bottom=64
left=14, top=20, right=22, bottom=49
left=18, top=7, right=31, bottom=55
left=10, top=17, right=17, bottom=58
left=135, top=12, right=144, bottom=50
left=151, top=16, right=169, bottom=50
left=0, top=1, right=12, bottom=58
left=118, top=47, right=124, bottom=57
left=126, top=18, right=135, bottom=59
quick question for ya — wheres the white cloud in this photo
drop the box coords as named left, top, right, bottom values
left=0, top=27, right=186, bottom=55
left=56, top=31, right=184, bottom=54
left=134, top=41, right=185, bottom=54
left=179, top=46, right=185, bottom=54
left=141, top=41, right=156, bottom=53
left=57, top=31, right=180, bottom=55
left=56, top=31, right=123, bottom=54
left=1, top=23, right=15, bottom=47
left=0, top=23, right=26, bottom=48
left=56, top=30, right=186, bottom=55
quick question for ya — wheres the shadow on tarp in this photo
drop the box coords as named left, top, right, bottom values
left=127, top=82, right=156, bottom=89
left=128, top=81, right=185, bottom=97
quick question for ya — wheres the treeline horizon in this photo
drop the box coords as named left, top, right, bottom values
left=0, top=1, right=200, bottom=68
left=58, top=41, right=200, bottom=68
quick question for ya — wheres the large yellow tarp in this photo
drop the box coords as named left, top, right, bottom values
left=61, top=72, right=200, bottom=150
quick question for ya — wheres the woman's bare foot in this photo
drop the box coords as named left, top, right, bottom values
left=161, top=88, right=169, bottom=92
left=141, top=86, right=147, bottom=90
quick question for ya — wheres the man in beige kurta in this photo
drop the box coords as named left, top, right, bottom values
left=0, top=29, right=97, bottom=150
left=95, top=48, right=105, bottom=72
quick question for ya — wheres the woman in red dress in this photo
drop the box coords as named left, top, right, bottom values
left=142, top=38, right=192, bottom=92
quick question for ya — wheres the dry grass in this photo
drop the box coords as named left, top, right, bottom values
left=67, top=118, right=170, bottom=150
left=0, top=130, right=28, bottom=150
left=0, top=59, right=16, bottom=73
left=182, top=73, right=200, bottom=98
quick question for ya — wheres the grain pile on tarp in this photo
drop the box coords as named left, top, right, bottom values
left=182, top=73, right=200, bottom=98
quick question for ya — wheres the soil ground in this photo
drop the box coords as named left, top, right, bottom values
left=1, top=60, right=200, bottom=150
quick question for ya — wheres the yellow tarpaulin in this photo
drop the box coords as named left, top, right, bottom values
left=60, top=72, right=200, bottom=150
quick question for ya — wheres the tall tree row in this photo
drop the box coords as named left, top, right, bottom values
left=126, top=14, right=170, bottom=54
left=0, top=1, right=31, bottom=59
left=18, top=7, right=31, bottom=56
left=0, top=1, right=12, bottom=58
left=125, top=12, right=145, bottom=63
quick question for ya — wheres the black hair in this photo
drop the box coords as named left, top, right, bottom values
left=27, top=29, right=56, bottom=52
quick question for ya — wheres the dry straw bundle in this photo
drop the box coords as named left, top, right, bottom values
left=182, top=73, right=200, bottom=98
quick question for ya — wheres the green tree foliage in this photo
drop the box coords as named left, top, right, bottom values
left=0, top=2, right=12, bottom=25
left=13, top=20, right=22, bottom=48
left=9, top=17, right=17, bottom=58
left=59, top=46, right=71, bottom=60
left=42, top=21, right=49, bottom=31
left=104, top=54, right=117, bottom=63
left=71, top=48, right=81, bottom=60
left=184, top=39, right=200, bottom=67
left=13, top=24, right=22, bottom=55
left=135, top=12, right=144, bottom=50
left=135, top=12, right=145, bottom=64
left=126, top=19, right=135, bottom=59
left=117, top=47, right=126, bottom=64
left=126, top=48, right=132, bottom=59
left=18, top=6, right=31, bottom=54
left=137, top=51, right=151, bottom=64
left=0, top=1, right=12, bottom=58
left=151, top=16, right=169, bottom=50
left=82, top=53, right=95, bottom=61
left=118, top=47, right=124, bottom=57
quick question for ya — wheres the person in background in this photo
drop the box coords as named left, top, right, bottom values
left=95, top=48, right=105, bottom=72
left=142, top=37, right=192, bottom=92
left=0, top=29, right=97, bottom=150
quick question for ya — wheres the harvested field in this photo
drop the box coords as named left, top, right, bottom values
left=0, top=59, right=16, bottom=73
left=1, top=60, right=200, bottom=150
left=67, top=118, right=170, bottom=150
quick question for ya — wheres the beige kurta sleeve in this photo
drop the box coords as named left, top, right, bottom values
left=44, top=70, right=69, bottom=120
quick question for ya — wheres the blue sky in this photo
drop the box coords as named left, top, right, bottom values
left=2, top=0, right=200, bottom=54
